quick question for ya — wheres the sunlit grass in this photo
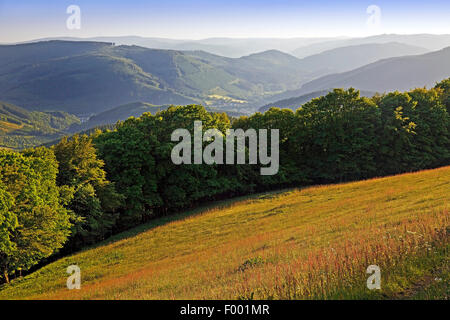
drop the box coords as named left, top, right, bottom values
left=0, top=120, right=23, bottom=133
left=0, top=166, right=448, bottom=300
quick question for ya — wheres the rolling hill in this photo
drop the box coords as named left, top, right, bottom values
left=2, top=39, right=448, bottom=117
left=22, top=34, right=450, bottom=59
left=186, top=49, right=310, bottom=93
left=2, top=39, right=448, bottom=120
left=297, top=46, right=450, bottom=95
left=295, top=42, right=429, bottom=75
left=292, top=34, right=450, bottom=58
left=0, top=101, right=80, bottom=149
left=23, top=36, right=338, bottom=58
left=68, top=101, right=248, bottom=134
left=0, top=42, right=197, bottom=115
left=0, top=41, right=313, bottom=115
left=0, top=166, right=448, bottom=299
left=68, top=102, right=170, bottom=132
left=258, top=89, right=376, bottom=113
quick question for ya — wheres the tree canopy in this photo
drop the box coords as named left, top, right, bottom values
left=1, top=78, right=450, bottom=283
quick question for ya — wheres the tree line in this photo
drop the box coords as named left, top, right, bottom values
left=1, top=78, right=449, bottom=283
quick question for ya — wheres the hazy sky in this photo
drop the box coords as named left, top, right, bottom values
left=1, top=0, right=449, bottom=42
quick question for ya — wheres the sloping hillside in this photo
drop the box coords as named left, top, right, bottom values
left=0, top=101, right=79, bottom=149
left=24, top=34, right=450, bottom=58
left=1, top=166, right=448, bottom=300
left=0, top=45, right=197, bottom=115
left=0, top=41, right=312, bottom=115
left=298, top=47, right=450, bottom=94
left=68, top=102, right=169, bottom=132
left=24, top=36, right=337, bottom=58
left=295, top=42, right=428, bottom=75
left=68, top=101, right=248, bottom=134
left=292, top=34, right=450, bottom=58
left=2, top=40, right=447, bottom=116
left=258, top=89, right=376, bottom=113
left=186, top=49, right=310, bottom=93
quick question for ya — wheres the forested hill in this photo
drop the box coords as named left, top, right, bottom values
left=293, top=42, right=428, bottom=74
left=258, top=90, right=376, bottom=112
left=67, top=102, right=248, bottom=134
left=0, top=99, right=249, bottom=150
left=0, top=101, right=80, bottom=149
left=0, top=41, right=312, bottom=115
left=2, top=40, right=446, bottom=117
left=67, top=102, right=169, bottom=133
left=0, top=79, right=449, bottom=286
left=298, top=46, right=450, bottom=94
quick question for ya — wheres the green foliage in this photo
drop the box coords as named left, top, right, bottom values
left=0, top=42, right=315, bottom=115
left=293, top=88, right=380, bottom=182
left=238, top=256, right=265, bottom=272
left=0, top=148, right=71, bottom=281
left=232, top=108, right=304, bottom=187
left=53, top=135, right=123, bottom=250
left=0, top=101, right=80, bottom=149
left=94, top=116, right=159, bottom=228
left=94, top=105, right=234, bottom=230
left=407, top=88, right=450, bottom=168
left=0, top=182, right=16, bottom=258
left=258, top=90, right=376, bottom=113
left=93, top=86, right=450, bottom=232
left=435, top=77, right=450, bottom=113
left=375, top=91, right=417, bottom=174
left=1, top=82, right=450, bottom=281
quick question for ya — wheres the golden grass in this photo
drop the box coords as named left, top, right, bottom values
left=0, top=120, right=23, bottom=133
left=1, top=166, right=449, bottom=300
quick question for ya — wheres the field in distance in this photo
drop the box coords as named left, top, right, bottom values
left=0, top=166, right=448, bottom=300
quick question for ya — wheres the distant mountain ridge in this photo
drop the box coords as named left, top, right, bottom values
left=16, top=34, right=450, bottom=59
left=292, top=34, right=450, bottom=58
left=295, top=42, right=429, bottom=75
left=297, top=46, right=450, bottom=95
left=1, top=38, right=449, bottom=118
left=16, top=36, right=338, bottom=58
left=0, top=41, right=313, bottom=115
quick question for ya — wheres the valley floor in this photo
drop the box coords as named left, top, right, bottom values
left=0, top=166, right=449, bottom=300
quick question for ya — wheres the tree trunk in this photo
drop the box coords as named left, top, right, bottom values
left=3, top=269, right=9, bottom=284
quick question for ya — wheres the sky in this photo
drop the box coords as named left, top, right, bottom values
left=0, top=0, right=449, bottom=42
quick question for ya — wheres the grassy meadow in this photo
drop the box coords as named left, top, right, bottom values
left=0, top=166, right=448, bottom=300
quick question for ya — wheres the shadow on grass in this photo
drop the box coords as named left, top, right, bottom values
left=5, top=187, right=295, bottom=284
left=82, top=187, right=296, bottom=252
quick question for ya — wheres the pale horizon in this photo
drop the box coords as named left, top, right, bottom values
left=7, top=32, right=450, bottom=44
left=1, top=0, right=450, bottom=43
